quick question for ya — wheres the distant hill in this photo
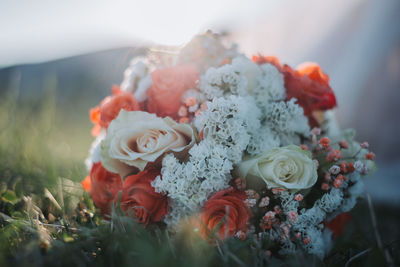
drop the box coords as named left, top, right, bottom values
left=0, top=47, right=146, bottom=107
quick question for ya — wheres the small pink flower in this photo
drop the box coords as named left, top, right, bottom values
left=333, top=178, right=343, bottom=188
left=259, top=196, right=270, bottom=208
left=235, top=230, right=247, bottom=240
left=311, top=127, right=321, bottom=135
left=324, top=172, right=331, bottom=181
left=272, top=188, right=285, bottom=194
left=340, top=162, right=348, bottom=173
left=184, top=96, right=197, bottom=107
left=366, top=152, right=375, bottom=160
left=274, top=205, right=282, bottom=214
left=194, top=109, right=202, bottom=117
left=321, top=183, right=330, bottom=190
left=303, top=237, right=311, bottom=245
left=178, top=106, right=188, bottom=117
left=319, top=137, right=330, bottom=148
left=234, top=178, right=246, bottom=191
left=327, top=149, right=342, bottom=162
left=361, top=142, right=369, bottom=149
left=300, top=144, right=308, bottom=151
left=179, top=117, right=189, bottom=124
left=347, top=162, right=355, bottom=173
left=339, top=140, right=349, bottom=149
left=287, top=210, right=298, bottom=223
left=263, top=211, right=276, bottom=222
left=294, top=194, right=303, bottom=201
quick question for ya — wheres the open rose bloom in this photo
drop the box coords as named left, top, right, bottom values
left=82, top=32, right=375, bottom=259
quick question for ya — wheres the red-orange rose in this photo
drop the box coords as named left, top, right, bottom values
left=81, top=175, right=91, bottom=192
left=200, top=187, right=251, bottom=240
left=252, top=55, right=337, bottom=127
left=90, top=86, right=140, bottom=135
left=325, top=212, right=351, bottom=238
left=120, top=168, right=168, bottom=225
left=89, top=162, right=123, bottom=215
left=146, top=64, right=199, bottom=119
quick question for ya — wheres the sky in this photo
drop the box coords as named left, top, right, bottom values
left=0, top=0, right=280, bottom=67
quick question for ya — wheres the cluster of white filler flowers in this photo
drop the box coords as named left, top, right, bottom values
left=151, top=57, right=311, bottom=227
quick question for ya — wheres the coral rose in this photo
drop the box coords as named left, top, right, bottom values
left=119, top=168, right=168, bottom=225
left=90, top=86, right=140, bottom=135
left=200, top=188, right=251, bottom=240
left=252, top=55, right=337, bottom=127
left=146, top=64, right=199, bottom=119
left=89, top=162, right=122, bottom=215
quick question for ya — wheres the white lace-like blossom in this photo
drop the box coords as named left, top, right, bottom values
left=253, top=63, right=286, bottom=111
left=340, top=172, right=364, bottom=212
left=154, top=95, right=263, bottom=226
left=162, top=199, right=193, bottom=228
left=279, top=192, right=300, bottom=213
left=279, top=188, right=343, bottom=258
left=120, top=58, right=152, bottom=101
left=230, top=56, right=262, bottom=93
left=152, top=141, right=232, bottom=213
left=264, top=98, right=310, bottom=145
left=246, top=125, right=280, bottom=155
left=194, top=95, right=261, bottom=163
left=199, top=58, right=251, bottom=98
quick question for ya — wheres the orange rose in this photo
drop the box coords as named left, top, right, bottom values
left=81, top=175, right=91, bottom=192
left=252, top=56, right=337, bottom=127
left=146, top=64, right=199, bottom=119
left=200, top=188, right=251, bottom=240
left=90, top=86, right=140, bottom=135
left=120, top=168, right=168, bottom=225
left=89, top=162, right=123, bottom=216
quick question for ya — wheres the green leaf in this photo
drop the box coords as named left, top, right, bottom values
left=1, top=190, right=19, bottom=205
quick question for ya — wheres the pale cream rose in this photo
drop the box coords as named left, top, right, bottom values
left=101, top=110, right=196, bottom=177
left=238, top=145, right=317, bottom=192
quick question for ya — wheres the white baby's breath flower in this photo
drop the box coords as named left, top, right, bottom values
left=120, top=59, right=150, bottom=95
left=231, top=56, right=261, bottom=93
left=354, top=160, right=364, bottom=172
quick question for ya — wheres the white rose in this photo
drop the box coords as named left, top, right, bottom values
left=101, top=110, right=196, bottom=177
left=238, top=145, right=318, bottom=191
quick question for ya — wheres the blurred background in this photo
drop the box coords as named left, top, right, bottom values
left=0, top=0, right=399, bottom=255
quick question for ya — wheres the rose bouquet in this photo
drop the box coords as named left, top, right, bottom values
left=82, top=32, right=375, bottom=259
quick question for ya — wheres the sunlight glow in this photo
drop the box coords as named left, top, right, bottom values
left=0, top=0, right=273, bottom=66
